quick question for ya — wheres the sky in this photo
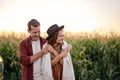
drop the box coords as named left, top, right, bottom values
left=0, top=0, right=120, bottom=33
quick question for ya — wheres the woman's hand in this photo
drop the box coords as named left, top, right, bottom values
left=61, top=44, right=72, bottom=57
left=66, top=44, right=72, bottom=52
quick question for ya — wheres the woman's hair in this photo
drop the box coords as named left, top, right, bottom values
left=47, top=31, right=58, bottom=47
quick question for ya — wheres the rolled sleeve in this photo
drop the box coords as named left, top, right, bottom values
left=19, top=41, right=31, bottom=66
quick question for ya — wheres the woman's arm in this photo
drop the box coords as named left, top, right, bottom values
left=46, top=44, right=72, bottom=66
left=46, top=44, right=64, bottom=65
left=51, top=50, right=63, bottom=65
left=51, top=50, right=67, bottom=66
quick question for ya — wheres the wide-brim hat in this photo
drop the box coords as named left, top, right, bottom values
left=46, top=24, right=64, bottom=40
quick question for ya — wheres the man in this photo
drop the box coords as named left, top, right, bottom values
left=19, top=19, right=47, bottom=80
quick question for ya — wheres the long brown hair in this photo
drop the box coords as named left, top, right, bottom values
left=47, top=31, right=58, bottom=47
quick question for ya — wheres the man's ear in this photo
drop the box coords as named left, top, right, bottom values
left=27, top=29, right=30, bottom=33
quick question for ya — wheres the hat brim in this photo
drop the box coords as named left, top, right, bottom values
left=46, top=25, right=64, bottom=40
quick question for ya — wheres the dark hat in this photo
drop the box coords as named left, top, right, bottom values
left=46, top=24, right=64, bottom=40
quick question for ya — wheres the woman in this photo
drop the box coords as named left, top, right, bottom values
left=42, top=24, right=75, bottom=80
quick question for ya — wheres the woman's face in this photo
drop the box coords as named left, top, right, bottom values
left=56, top=30, right=64, bottom=44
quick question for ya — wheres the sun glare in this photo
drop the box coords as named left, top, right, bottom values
left=76, top=18, right=98, bottom=33
left=84, top=20, right=98, bottom=32
left=0, top=0, right=120, bottom=34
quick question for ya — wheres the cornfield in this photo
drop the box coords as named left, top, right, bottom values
left=0, top=31, right=120, bottom=80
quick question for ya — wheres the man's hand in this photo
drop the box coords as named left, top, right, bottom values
left=30, top=47, right=48, bottom=64
left=46, top=44, right=56, bottom=53
left=41, top=47, right=48, bottom=55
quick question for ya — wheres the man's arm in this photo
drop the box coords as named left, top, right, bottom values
left=30, top=48, right=48, bottom=64
left=19, top=41, right=48, bottom=65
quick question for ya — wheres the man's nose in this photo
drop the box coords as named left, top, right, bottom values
left=35, top=32, right=39, bottom=36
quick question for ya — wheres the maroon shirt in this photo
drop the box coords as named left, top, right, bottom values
left=19, top=36, right=46, bottom=80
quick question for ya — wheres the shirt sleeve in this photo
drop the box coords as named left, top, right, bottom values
left=19, top=41, right=31, bottom=66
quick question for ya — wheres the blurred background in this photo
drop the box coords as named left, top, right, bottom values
left=0, top=0, right=120, bottom=34
left=0, top=0, right=120, bottom=80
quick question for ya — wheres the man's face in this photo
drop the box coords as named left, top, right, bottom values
left=56, top=30, right=64, bottom=44
left=28, top=26, right=40, bottom=41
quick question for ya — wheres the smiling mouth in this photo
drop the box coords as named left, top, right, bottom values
left=34, top=36, right=39, bottom=38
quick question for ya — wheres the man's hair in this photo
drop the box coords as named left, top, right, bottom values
left=27, top=19, right=40, bottom=30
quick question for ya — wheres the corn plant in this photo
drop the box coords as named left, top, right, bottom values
left=0, top=31, right=120, bottom=80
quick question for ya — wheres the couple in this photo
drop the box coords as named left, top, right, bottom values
left=19, top=19, right=75, bottom=80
